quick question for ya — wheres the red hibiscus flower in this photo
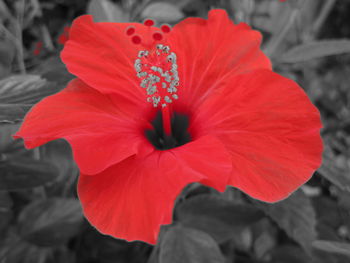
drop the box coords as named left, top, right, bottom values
left=14, top=9, right=323, bottom=244
left=33, top=41, right=43, bottom=56
left=58, top=26, right=70, bottom=45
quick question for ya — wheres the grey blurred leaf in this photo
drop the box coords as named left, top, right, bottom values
left=313, top=240, right=350, bottom=257
left=18, top=198, right=83, bottom=246
left=0, top=75, right=47, bottom=102
left=0, top=75, right=60, bottom=123
left=141, top=2, right=184, bottom=22
left=254, top=227, right=276, bottom=259
left=269, top=245, right=309, bottom=263
left=0, top=123, right=23, bottom=154
left=176, top=194, right=264, bottom=243
left=159, top=225, right=225, bottom=263
left=33, top=56, right=73, bottom=86
left=87, top=0, right=129, bottom=22
left=254, top=190, right=317, bottom=254
left=251, top=0, right=290, bottom=34
left=0, top=38, right=15, bottom=79
left=0, top=210, right=11, bottom=234
left=0, top=156, right=60, bottom=191
left=0, top=192, right=12, bottom=233
left=41, top=140, right=77, bottom=179
left=279, top=39, right=350, bottom=63
left=0, top=191, right=12, bottom=208
left=0, top=236, right=50, bottom=263
left=318, top=145, right=350, bottom=193
left=0, top=104, right=32, bottom=123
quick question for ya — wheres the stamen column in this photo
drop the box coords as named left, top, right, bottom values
left=162, top=105, right=172, bottom=136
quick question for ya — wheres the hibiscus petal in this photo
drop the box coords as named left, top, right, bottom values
left=14, top=79, right=143, bottom=175
left=77, top=135, right=232, bottom=244
left=168, top=9, right=271, bottom=106
left=61, top=15, right=144, bottom=101
left=194, top=69, right=323, bottom=202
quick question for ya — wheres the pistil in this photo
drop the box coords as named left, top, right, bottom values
left=130, top=22, right=179, bottom=137
left=134, top=45, right=179, bottom=134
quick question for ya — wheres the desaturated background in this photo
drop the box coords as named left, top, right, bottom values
left=1, top=0, right=350, bottom=262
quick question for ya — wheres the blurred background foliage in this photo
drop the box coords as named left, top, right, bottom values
left=1, top=0, right=350, bottom=262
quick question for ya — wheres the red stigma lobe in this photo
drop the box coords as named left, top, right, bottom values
left=126, top=26, right=135, bottom=36
left=131, top=35, right=142, bottom=45
left=143, top=19, right=155, bottom=27
left=161, top=24, right=171, bottom=33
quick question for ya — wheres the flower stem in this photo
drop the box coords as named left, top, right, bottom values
left=162, top=106, right=172, bottom=136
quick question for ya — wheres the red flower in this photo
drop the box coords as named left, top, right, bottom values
left=33, top=41, right=43, bottom=56
left=14, top=10, right=322, bottom=244
left=58, top=26, right=70, bottom=45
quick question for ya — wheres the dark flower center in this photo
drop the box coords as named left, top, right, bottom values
left=145, top=111, right=191, bottom=150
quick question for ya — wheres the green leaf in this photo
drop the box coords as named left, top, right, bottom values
left=18, top=198, right=83, bottom=247
left=254, top=190, right=317, bottom=254
left=0, top=156, right=59, bottom=191
left=141, top=2, right=184, bottom=23
left=0, top=75, right=60, bottom=123
left=159, top=224, right=225, bottom=263
left=176, top=194, right=264, bottom=243
left=279, top=39, right=350, bottom=63
left=313, top=240, right=350, bottom=257
left=87, top=0, right=128, bottom=22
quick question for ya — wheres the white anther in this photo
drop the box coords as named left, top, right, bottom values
left=134, top=59, right=142, bottom=73
left=148, top=74, right=160, bottom=83
left=164, top=96, right=172, bottom=103
left=147, top=85, right=157, bottom=95
left=137, top=72, right=147, bottom=78
left=135, top=47, right=179, bottom=108
left=152, top=96, right=161, bottom=107
left=167, top=87, right=177, bottom=93
left=141, top=79, right=149, bottom=88
left=151, top=66, right=163, bottom=74
left=164, top=74, right=172, bottom=83
left=163, top=46, right=170, bottom=53
left=138, top=51, right=145, bottom=58
left=167, top=53, right=177, bottom=63
left=135, top=66, right=142, bottom=73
